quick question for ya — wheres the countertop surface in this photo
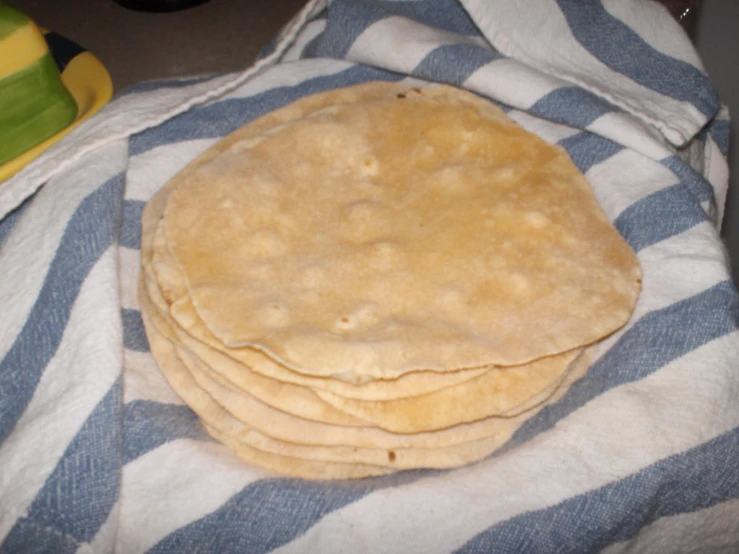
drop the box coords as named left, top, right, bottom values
left=9, top=0, right=308, bottom=91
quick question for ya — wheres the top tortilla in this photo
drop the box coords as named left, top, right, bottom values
left=161, top=82, right=641, bottom=380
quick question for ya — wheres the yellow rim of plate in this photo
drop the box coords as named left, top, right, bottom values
left=0, top=43, right=113, bottom=183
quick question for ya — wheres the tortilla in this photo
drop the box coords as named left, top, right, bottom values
left=161, top=83, right=641, bottom=381
left=313, top=349, right=580, bottom=433
left=142, top=279, right=592, bottom=472
left=136, top=81, right=641, bottom=478
left=140, top=301, right=394, bottom=480
left=142, top=272, right=589, bottom=454
left=146, top=217, right=580, bottom=431
left=191, top=337, right=591, bottom=453
left=145, top=192, right=493, bottom=401
left=177, top=345, right=518, bottom=469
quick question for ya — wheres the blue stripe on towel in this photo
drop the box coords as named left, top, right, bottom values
left=707, top=118, right=730, bottom=159
left=120, top=200, right=145, bottom=250
left=123, top=400, right=211, bottom=465
left=529, top=86, right=617, bottom=129
left=456, top=424, right=739, bottom=554
left=122, top=309, right=149, bottom=353
left=555, top=0, right=718, bottom=118
left=0, top=379, right=123, bottom=553
left=0, top=521, right=78, bottom=554
left=146, top=477, right=396, bottom=554
left=309, top=0, right=479, bottom=59
left=0, top=174, right=125, bottom=446
left=129, top=65, right=404, bottom=158
left=413, top=42, right=502, bottom=86
left=303, top=32, right=327, bottom=60
left=502, top=280, right=739, bottom=454
left=558, top=132, right=624, bottom=174
left=302, top=12, right=331, bottom=59
left=616, top=184, right=710, bottom=252
left=660, top=156, right=717, bottom=208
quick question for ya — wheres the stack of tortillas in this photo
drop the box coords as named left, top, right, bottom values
left=138, top=82, right=642, bottom=480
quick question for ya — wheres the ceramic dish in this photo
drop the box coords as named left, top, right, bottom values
left=0, top=31, right=113, bottom=183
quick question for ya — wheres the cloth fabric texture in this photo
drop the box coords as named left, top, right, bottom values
left=1, top=0, right=737, bottom=552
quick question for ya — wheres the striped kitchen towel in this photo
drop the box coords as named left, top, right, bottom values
left=1, top=0, right=737, bottom=552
